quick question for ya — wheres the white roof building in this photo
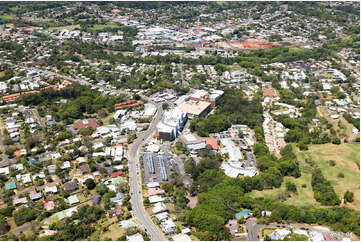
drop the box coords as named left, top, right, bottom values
left=172, top=234, right=192, bottom=242
left=149, top=195, right=164, bottom=204
left=67, top=195, right=80, bottom=205
left=16, top=173, right=31, bottom=184
left=157, top=109, right=187, bottom=140
left=121, top=120, right=137, bottom=131
left=45, top=185, right=58, bottom=193
left=154, top=212, right=169, bottom=221
left=147, top=144, right=160, bottom=153
left=147, top=182, right=160, bottom=188
left=114, top=145, right=123, bottom=161
left=274, top=229, right=291, bottom=240
left=60, top=161, right=71, bottom=169
left=120, top=219, right=136, bottom=229
left=127, top=233, right=144, bottom=242
left=143, top=103, right=157, bottom=117
left=0, top=167, right=10, bottom=175
left=310, top=231, right=324, bottom=241
left=152, top=202, right=167, bottom=214
left=220, top=139, right=243, bottom=162
left=323, top=83, right=332, bottom=91
left=161, top=219, right=177, bottom=234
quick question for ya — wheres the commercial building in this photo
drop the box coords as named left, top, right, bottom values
left=157, top=109, right=187, bottom=141
left=189, top=89, right=224, bottom=109
left=179, top=132, right=206, bottom=152
left=175, top=100, right=211, bottom=119
left=220, top=138, right=257, bottom=178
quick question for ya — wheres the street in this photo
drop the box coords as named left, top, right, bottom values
left=178, top=63, right=189, bottom=88
left=0, top=125, right=9, bottom=165
left=246, top=218, right=261, bottom=241
left=31, top=109, right=45, bottom=128
left=128, top=103, right=166, bottom=241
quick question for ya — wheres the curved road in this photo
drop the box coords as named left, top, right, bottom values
left=128, top=103, right=166, bottom=241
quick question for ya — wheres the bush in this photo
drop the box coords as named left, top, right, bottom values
left=285, top=181, right=297, bottom=193
left=84, top=178, right=96, bottom=190
left=337, top=172, right=344, bottom=178
left=297, top=142, right=308, bottom=150
left=332, top=137, right=341, bottom=145
left=311, top=169, right=340, bottom=206
left=328, top=160, right=336, bottom=166
left=13, top=207, right=37, bottom=226
left=344, top=191, right=354, bottom=203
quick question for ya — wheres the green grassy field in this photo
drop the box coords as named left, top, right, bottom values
left=48, top=24, right=80, bottom=31
left=89, top=24, right=119, bottom=31
left=0, top=15, right=13, bottom=21
left=250, top=143, right=360, bottom=210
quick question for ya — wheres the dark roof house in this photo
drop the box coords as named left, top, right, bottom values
left=63, top=181, right=78, bottom=192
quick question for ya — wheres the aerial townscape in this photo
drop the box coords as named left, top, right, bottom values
left=0, top=1, right=359, bottom=241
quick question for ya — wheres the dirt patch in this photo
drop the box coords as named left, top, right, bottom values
left=215, top=39, right=279, bottom=50
left=186, top=193, right=198, bottom=208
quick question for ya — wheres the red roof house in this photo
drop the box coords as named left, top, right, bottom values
left=111, top=170, right=123, bottom=178
left=206, top=139, right=218, bottom=150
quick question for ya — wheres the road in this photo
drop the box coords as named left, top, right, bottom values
left=11, top=222, right=32, bottom=235
left=178, top=63, right=189, bottom=88
left=128, top=103, right=166, bottom=241
left=0, top=125, right=9, bottom=165
left=31, top=109, right=45, bottom=128
left=246, top=218, right=262, bottom=241
left=246, top=218, right=337, bottom=241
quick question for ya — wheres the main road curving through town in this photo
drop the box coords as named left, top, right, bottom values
left=128, top=103, right=166, bottom=241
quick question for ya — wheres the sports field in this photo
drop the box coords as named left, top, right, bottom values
left=250, top=143, right=360, bottom=210
left=48, top=24, right=80, bottom=31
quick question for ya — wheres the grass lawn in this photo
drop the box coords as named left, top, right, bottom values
left=249, top=172, right=317, bottom=207
left=89, top=24, right=119, bottom=31
left=324, top=73, right=333, bottom=78
left=0, top=71, right=5, bottom=78
left=0, top=15, right=13, bottom=21
left=229, top=63, right=245, bottom=72
left=259, top=227, right=276, bottom=239
left=100, top=223, right=125, bottom=240
left=250, top=143, right=360, bottom=210
left=299, top=143, right=360, bottom=210
left=48, top=24, right=80, bottom=31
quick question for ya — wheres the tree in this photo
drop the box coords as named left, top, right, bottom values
left=285, top=181, right=297, bottom=193
left=96, top=184, right=108, bottom=195
left=311, top=169, right=340, bottom=206
left=0, top=215, right=9, bottom=235
left=344, top=191, right=354, bottom=203
left=184, top=158, right=197, bottom=176
left=161, top=182, right=174, bottom=194
left=162, top=102, right=169, bottom=110
left=13, top=207, right=37, bottom=226
left=78, top=127, right=94, bottom=136
left=84, top=178, right=96, bottom=190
